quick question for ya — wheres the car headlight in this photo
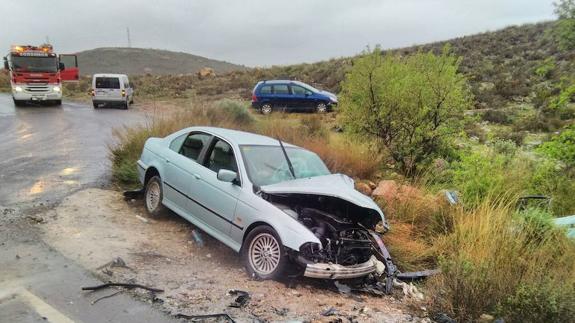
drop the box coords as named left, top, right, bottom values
left=14, top=86, right=23, bottom=92
left=53, top=86, right=61, bottom=92
left=330, top=96, right=338, bottom=103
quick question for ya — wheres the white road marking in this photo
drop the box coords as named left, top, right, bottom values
left=0, top=286, right=75, bottom=323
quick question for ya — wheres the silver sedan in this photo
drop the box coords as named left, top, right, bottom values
left=138, top=127, right=387, bottom=279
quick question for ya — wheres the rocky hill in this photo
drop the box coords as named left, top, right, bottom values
left=76, top=47, right=246, bottom=76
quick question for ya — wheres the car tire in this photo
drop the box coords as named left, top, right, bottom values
left=124, top=100, right=129, bottom=110
left=54, top=100, right=62, bottom=106
left=145, top=176, right=167, bottom=217
left=260, top=104, right=272, bottom=115
left=242, top=225, right=287, bottom=280
left=13, top=99, right=25, bottom=107
left=316, top=102, right=328, bottom=113
left=93, top=102, right=99, bottom=109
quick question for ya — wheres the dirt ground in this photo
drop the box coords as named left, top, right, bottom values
left=38, top=188, right=426, bottom=322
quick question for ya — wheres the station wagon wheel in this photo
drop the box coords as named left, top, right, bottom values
left=260, top=104, right=272, bottom=115
left=242, top=225, right=287, bottom=279
left=145, top=175, right=167, bottom=217
left=316, top=102, right=327, bottom=113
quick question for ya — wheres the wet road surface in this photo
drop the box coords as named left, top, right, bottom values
left=0, top=94, right=176, bottom=322
left=0, top=93, right=144, bottom=208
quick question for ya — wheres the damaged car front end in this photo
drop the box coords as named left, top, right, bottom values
left=259, top=174, right=389, bottom=280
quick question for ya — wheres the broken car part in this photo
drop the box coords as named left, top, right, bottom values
left=123, top=188, right=144, bottom=200
left=174, top=313, right=236, bottom=322
left=228, top=289, right=250, bottom=308
left=82, top=282, right=164, bottom=293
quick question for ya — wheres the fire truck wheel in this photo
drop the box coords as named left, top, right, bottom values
left=13, top=99, right=25, bottom=107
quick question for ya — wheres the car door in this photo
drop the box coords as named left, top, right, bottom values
left=189, top=137, right=242, bottom=236
left=59, top=54, right=79, bottom=81
left=290, top=84, right=311, bottom=110
left=163, top=132, right=212, bottom=218
left=272, top=84, right=293, bottom=110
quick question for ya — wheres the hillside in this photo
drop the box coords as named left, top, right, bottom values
left=76, top=47, right=246, bottom=75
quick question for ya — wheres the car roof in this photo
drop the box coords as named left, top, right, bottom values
left=259, top=80, right=295, bottom=85
left=182, top=126, right=297, bottom=147
left=93, top=73, right=128, bottom=78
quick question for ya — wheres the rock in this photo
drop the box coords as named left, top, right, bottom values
left=367, top=181, right=377, bottom=190
left=355, top=182, right=372, bottom=196
left=197, top=67, right=215, bottom=78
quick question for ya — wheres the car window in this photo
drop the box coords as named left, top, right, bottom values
left=291, top=85, right=306, bottom=95
left=179, top=133, right=212, bottom=161
left=206, top=139, right=238, bottom=174
left=259, top=85, right=271, bottom=94
left=169, top=134, right=187, bottom=152
left=273, top=84, right=289, bottom=94
left=95, top=77, right=120, bottom=89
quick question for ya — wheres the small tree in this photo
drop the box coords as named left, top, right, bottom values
left=340, top=46, right=472, bottom=175
left=554, top=0, right=575, bottom=50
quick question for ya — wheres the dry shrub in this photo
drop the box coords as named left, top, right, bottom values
left=427, top=200, right=575, bottom=322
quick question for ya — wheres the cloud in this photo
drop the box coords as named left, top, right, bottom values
left=0, top=0, right=556, bottom=66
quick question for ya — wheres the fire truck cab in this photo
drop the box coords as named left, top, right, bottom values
left=3, top=44, right=79, bottom=106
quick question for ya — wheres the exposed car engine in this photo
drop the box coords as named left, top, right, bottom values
left=262, top=192, right=379, bottom=266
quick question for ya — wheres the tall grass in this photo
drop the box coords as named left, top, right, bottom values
left=109, top=100, right=382, bottom=186
left=428, top=200, right=575, bottom=322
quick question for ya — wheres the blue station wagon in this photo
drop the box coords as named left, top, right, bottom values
left=138, top=127, right=387, bottom=280
left=251, top=80, right=338, bottom=114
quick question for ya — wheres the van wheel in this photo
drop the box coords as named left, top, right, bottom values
left=54, top=100, right=62, bottom=106
left=93, top=102, right=98, bottom=109
left=316, top=102, right=328, bottom=113
left=124, top=100, right=129, bottom=110
left=261, top=104, right=272, bottom=115
left=13, top=99, right=25, bottom=107
left=242, top=225, right=287, bottom=280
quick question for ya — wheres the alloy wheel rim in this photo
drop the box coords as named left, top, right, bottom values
left=146, top=181, right=160, bottom=211
left=317, top=103, right=327, bottom=112
left=249, top=233, right=280, bottom=275
left=261, top=105, right=272, bottom=114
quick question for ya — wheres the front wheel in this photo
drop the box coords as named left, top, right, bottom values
left=242, top=225, right=287, bottom=280
left=145, top=176, right=167, bottom=217
left=13, top=99, right=25, bottom=107
left=316, top=102, right=328, bottom=113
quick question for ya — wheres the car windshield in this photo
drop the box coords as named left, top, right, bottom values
left=11, top=56, right=58, bottom=72
left=240, top=145, right=330, bottom=186
left=294, top=81, right=319, bottom=93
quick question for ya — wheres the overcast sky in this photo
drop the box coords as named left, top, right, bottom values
left=1, top=0, right=556, bottom=67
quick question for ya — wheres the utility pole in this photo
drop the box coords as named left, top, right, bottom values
left=126, top=27, right=132, bottom=48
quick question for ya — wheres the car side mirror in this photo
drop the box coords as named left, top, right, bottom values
left=59, top=62, right=65, bottom=71
left=217, top=169, right=238, bottom=184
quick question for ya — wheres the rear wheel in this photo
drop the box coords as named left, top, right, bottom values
left=316, top=102, right=328, bottom=113
left=242, top=225, right=287, bottom=280
left=145, top=176, right=167, bottom=217
left=123, top=100, right=129, bottom=110
left=260, top=104, right=272, bottom=115
left=53, top=100, right=62, bottom=106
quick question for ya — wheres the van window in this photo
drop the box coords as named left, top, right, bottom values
left=273, top=84, right=289, bottom=94
left=95, top=77, right=120, bottom=89
left=259, top=85, right=272, bottom=94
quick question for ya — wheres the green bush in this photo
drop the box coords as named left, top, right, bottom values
left=212, top=99, right=255, bottom=125
left=340, top=45, right=472, bottom=175
left=538, top=125, right=575, bottom=169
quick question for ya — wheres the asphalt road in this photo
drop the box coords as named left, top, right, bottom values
left=0, top=93, right=144, bottom=208
left=0, top=94, right=177, bottom=323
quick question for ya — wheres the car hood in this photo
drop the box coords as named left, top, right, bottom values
left=260, top=174, right=385, bottom=223
left=319, top=90, right=337, bottom=100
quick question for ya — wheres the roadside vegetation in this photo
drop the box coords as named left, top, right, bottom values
left=11, top=7, right=568, bottom=322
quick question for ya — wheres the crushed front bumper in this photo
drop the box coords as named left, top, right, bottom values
left=303, top=256, right=377, bottom=279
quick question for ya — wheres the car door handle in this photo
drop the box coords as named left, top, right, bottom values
left=193, top=173, right=201, bottom=180
left=165, top=159, right=170, bottom=164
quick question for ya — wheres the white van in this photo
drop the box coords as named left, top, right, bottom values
left=91, top=74, right=134, bottom=109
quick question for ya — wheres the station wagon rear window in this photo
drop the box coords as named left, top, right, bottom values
left=95, top=77, right=121, bottom=89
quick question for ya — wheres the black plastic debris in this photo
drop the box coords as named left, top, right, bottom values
left=123, top=188, right=144, bottom=200
left=228, top=289, right=250, bottom=308
left=321, top=307, right=337, bottom=316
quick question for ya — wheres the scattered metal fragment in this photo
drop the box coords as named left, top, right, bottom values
left=334, top=281, right=352, bottom=294
left=174, top=313, right=236, bottom=322
left=123, top=188, right=144, bottom=200
left=321, top=307, right=337, bottom=316
left=191, top=229, right=204, bottom=247
left=396, top=269, right=441, bottom=281
left=135, top=215, right=149, bottom=223
left=81, top=282, right=164, bottom=293
left=90, top=291, right=121, bottom=305
left=228, top=289, right=250, bottom=308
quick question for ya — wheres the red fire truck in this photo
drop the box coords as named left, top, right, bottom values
left=3, top=44, right=79, bottom=106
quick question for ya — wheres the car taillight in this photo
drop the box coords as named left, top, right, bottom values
left=121, top=89, right=126, bottom=97
left=252, top=94, right=257, bottom=102
left=89, top=89, right=95, bottom=96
